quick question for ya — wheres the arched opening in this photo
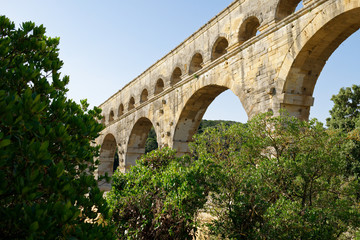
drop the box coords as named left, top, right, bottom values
left=126, top=117, right=158, bottom=170
left=173, top=85, right=247, bottom=155
left=281, top=7, right=360, bottom=120
left=128, top=97, right=135, bottom=110
left=109, top=110, right=115, bottom=123
left=154, top=78, right=164, bottom=94
left=311, top=31, right=360, bottom=122
left=171, top=67, right=182, bottom=85
left=140, top=89, right=148, bottom=103
left=118, top=103, right=124, bottom=117
left=238, top=16, right=260, bottom=44
left=189, top=53, right=203, bottom=75
left=98, top=133, right=117, bottom=191
left=275, top=0, right=303, bottom=21
left=202, top=89, right=248, bottom=124
left=211, top=37, right=229, bottom=61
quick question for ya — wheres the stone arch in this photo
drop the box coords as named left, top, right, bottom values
left=172, top=84, right=246, bottom=155
left=170, top=67, right=182, bottom=85
left=125, top=117, right=157, bottom=170
left=278, top=3, right=360, bottom=119
left=238, top=16, right=260, bottom=44
left=189, top=52, right=204, bottom=75
left=140, top=89, right=148, bottom=103
left=128, top=96, right=135, bottom=110
left=154, top=78, right=164, bottom=94
left=109, top=109, right=115, bottom=123
left=98, top=133, right=117, bottom=191
left=275, top=0, right=302, bottom=22
left=118, top=103, right=124, bottom=117
left=211, top=37, right=229, bottom=61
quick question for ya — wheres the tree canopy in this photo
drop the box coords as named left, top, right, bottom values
left=326, top=84, right=360, bottom=177
left=109, top=112, right=360, bottom=239
left=327, top=84, right=360, bottom=132
left=0, top=16, right=114, bottom=239
left=191, top=112, right=360, bottom=239
left=107, top=148, right=212, bottom=239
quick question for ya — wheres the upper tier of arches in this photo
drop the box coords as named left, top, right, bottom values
left=100, top=4, right=288, bottom=125
left=100, top=0, right=310, bottom=125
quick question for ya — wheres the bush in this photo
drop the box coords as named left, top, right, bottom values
left=107, top=148, right=213, bottom=239
left=191, top=112, right=360, bottom=239
left=327, top=84, right=360, bottom=177
left=0, top=16, right=114, bottom=239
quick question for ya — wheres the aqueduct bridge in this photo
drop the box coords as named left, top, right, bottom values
left=96, top=0, right=360, bottom=190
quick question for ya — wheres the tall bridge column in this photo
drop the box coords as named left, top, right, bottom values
left=125, top=147, right=145, bottom=171
left=98, top=157, right=114, bottom=191
left=98, top=133, right=117, bottom=191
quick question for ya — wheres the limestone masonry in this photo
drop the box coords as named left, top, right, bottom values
left=96, top=0, right=360, bottom=190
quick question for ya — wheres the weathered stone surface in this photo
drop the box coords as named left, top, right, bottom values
left=95, top=0, right=360, bottom=189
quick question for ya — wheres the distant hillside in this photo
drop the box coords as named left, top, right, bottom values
left=197, top=119, right=239, bottom=134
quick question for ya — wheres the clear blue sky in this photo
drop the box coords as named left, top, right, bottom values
left=2, top=1, right=359, bottom=124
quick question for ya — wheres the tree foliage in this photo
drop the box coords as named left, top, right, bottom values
left=0, top=16, right=114, bottom=239
left=327, top=84, right=360, bottom=176
left=326, top=84, right=360, bottom=132
left=107, top=148, right=213, bottom=239
left=109, top=112, right=360, bottom=239
left=197, top=119, right=238, bottom=134
left=191, top=112, right=360, bottom=239
left=145, top=127, right=158, bottom=153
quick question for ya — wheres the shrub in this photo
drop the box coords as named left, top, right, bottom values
left=107, top=148, right=213, bottom=239
left=191, top=112, right=360, bottom=239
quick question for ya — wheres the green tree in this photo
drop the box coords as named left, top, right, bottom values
left=326, top=84, right=360, bottom=176
left=191, top=112, right=360, bottom=239
left=107, top=148, right=213, bottom=239
left=326, top=84, right=360, bottom=132
left=0, top=16, right=114, bottom=239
